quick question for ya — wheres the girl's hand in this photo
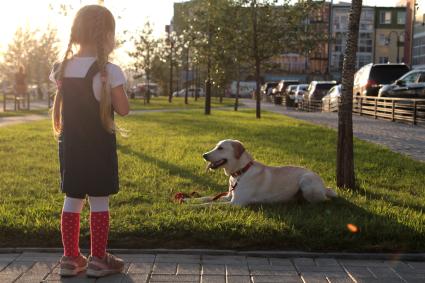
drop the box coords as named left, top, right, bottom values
left=111, top=85, right=130, bottom=116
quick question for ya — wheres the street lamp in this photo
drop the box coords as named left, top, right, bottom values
left=385, top=31, right=403, bottom=63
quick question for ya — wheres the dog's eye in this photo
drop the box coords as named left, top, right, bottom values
left=217, top=147, right=223, bottom=150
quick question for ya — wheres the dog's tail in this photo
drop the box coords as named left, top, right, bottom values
left=325, top=188, right=337, bottom=198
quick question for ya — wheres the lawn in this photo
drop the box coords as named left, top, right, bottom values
left=0, top=109, right=424, bottom=252
left=130, top=96, right=238, bottom=110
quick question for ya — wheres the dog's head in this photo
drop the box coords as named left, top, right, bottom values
left=203, top=140, right=251, bottom=175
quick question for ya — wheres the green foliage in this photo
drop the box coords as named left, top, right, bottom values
left=0, top=109, right=424, bottom=250
left=128, top=21, right=159, bottom=103
left=0, top=26, right=60, bottom=85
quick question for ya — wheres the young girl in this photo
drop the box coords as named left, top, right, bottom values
left=50, top=5, right=129, bottom=277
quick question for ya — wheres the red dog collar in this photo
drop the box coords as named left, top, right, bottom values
left=231, top=161, right=254, bottom=178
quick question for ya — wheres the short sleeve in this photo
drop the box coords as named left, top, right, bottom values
left=106, top=63, right=126, bottom=88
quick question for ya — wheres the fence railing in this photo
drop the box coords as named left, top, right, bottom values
left=297, top=96, right=425, bottom=126
left=353, top=96, right=425, bottom=125
left=298, top=99, right=323, bottom=112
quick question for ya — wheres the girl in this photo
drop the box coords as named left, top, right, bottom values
left=50, top=5, right=129, bottom=277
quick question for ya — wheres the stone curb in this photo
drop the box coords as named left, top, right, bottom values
left=1, top=248, right=424, bottom=261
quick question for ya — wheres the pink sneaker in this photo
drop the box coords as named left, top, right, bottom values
left=59, top=253, right=88, bottom=276
left=86, top=253, right=125, bottom=277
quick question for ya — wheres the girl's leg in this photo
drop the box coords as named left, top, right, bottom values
left=87, top=196, right=124, bottom=277
left=61, top=196, right=85, bottom=257
left=88, top=196, right=109, bottom=258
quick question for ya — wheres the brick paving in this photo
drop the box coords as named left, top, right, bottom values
left=241, top=99, right=425, bottom=163
left=0, top=252, right=424, bottom=282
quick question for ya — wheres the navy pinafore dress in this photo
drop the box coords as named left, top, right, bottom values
left=58, top=61, right=119, bottom=199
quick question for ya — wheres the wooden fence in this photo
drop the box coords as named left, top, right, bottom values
left=297, top=96, right=425, bottom=126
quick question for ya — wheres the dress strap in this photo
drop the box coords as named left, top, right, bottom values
left=84, top=61, right=100, bottom=81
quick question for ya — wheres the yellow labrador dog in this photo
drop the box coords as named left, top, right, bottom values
left=197, top=139, right=337, bottom=206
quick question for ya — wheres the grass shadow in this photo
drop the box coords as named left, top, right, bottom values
left=246, top=197, right=424, bottom=252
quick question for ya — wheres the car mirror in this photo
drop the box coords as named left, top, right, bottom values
left=395, top=80, right=405, bottom=86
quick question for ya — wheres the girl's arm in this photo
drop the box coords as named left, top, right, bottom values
left=111, top=85, right=129, bottom=116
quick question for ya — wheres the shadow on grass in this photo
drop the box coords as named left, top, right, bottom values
left=247, top=197, right=424, bottom=252
left=118, top=144, right=223, bottom=192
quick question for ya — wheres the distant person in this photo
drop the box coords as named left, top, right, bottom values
left=49, top=5, right=129, bottom=278
left=14, top=66, right=27, bottom=95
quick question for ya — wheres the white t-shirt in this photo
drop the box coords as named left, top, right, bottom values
left=49, top=57, right=127, bottom=101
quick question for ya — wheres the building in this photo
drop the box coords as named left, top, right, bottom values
left=411, top=0, right=425, bottom=68
left=329, top=3, right=375, bottom=78
left=373, top=7, right=406, bottom=64
left=402, top=0, right=425, bottom=68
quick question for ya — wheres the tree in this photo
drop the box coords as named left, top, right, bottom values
left=337, top=0, right=362, bottom=189
left=128, top=21, right=158, bottom=104
left=1, top=26, right=60, bottom=96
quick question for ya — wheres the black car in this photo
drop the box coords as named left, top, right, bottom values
left=353, top=63, right=410, bottom=96
left=379, top=69, right=425, bottom=98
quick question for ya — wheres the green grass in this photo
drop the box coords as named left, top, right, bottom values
left=130, top=96, right=237, bottom=111
left=0, top=109, right=424, bottom=252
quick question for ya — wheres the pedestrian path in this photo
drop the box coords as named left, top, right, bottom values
left=0, top=251, right=424, bottom=282
left=241, top=99, right=425, bottom=163
left=0, top=114, right=47, bottom=128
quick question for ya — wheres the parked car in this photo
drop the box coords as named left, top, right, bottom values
left=353, top=63, right=410, bottom=97
left=273, top=80, right=299, bottom=96
left=131, top=83, right=159, bottom=98
left=322, top=84, right=342, bottom=111
left=173, top=87, right=205, bottom=97
left=306, top=81, right=338, bottom=101
left=294, top=84, right=309, bottom=105
left=378, top=69, right=425, bottom=98
left=285, top=84, right=299, bottom=107
left=261, top=82, right=279, bottom=97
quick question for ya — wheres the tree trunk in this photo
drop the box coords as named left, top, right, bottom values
left=205, top=10, right=212, bottom=115
left=185, top=47, right=189, bottom=105
left=235, top=78, right=240, bottom=111
left=252, top=1, right=261, bottom=119
left=336, top=0, right=362, bottom=189
left=168, top=43, right=173, bottom=103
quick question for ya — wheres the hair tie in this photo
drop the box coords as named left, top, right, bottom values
left=56, top=80, right=63, bottom=90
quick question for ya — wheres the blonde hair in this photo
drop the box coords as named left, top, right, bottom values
left=52, top=5, right=116, bottom=137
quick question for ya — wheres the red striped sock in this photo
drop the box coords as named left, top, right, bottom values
left=61, top=212, right=80, bottom=257
left=90, top=211, right=109, bottom=258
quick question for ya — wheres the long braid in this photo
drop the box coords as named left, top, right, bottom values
left=96, top=9, right=114, bottom=133
left=52, top=38, right=74, bottom=137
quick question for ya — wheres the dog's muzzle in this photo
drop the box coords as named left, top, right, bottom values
left=203, top=153, right=227, bottom=170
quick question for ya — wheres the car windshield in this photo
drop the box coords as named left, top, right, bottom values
left=315, top=83, right=336, bottom=91
left=370, top=65, right=409, bottom=84
left=267, top=83, right=278, bottom=89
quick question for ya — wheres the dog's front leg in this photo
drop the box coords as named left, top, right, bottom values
left=192, top=200, right=233, bottom=207
left=184, top=196, right=215, bottom=204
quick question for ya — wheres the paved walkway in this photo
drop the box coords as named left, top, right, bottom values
left=241, top=99, right=425, bottom=163
left=0, top=252, right=424, bottom=282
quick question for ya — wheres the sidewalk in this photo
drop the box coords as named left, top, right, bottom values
left=1, top=251, right=424, bottom=282
left=241, top=99, right=425, bottom=163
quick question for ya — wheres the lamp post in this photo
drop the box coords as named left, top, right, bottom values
left=386, top=30, right=402, bottom=63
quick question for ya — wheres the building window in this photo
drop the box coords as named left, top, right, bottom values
left=357, top=54, right=372, bottom=69
left=380, top=11, right=392, bottom=24
left=379, top=57, right=389, bottom=63
left=379, top=34, right=387, bottom=46
left=358, top=33, right=373, bottom=53
left=397, top=11, right=406, bottom=25
left=334, top=32, right=345, bottom=52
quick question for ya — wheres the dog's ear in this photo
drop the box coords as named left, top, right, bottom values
left=232, top=140, right=245, bottom=159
